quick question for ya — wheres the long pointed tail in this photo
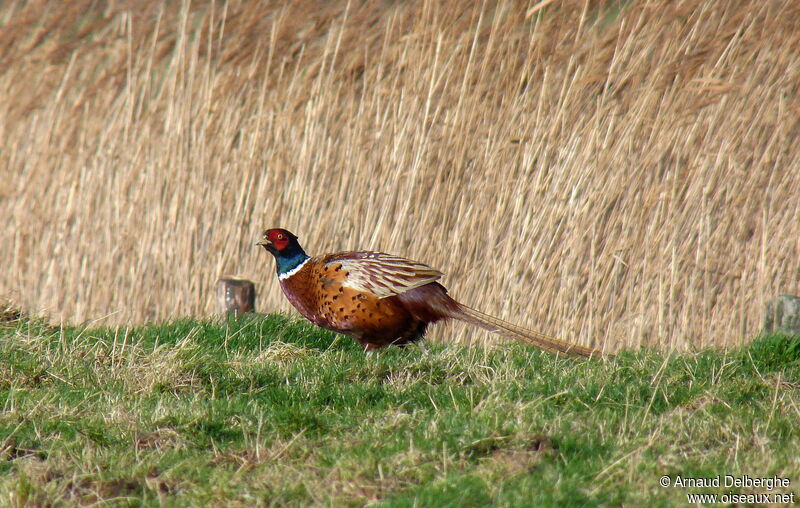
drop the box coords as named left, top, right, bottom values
left=451, top=303, right=606, bottom=358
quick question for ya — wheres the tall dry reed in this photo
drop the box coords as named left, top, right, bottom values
left=2, top=0, right=799, bottom=350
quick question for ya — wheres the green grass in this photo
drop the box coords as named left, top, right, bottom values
left=0, top=314, right=798, bottom=506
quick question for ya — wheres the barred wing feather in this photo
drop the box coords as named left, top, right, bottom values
left=323, top=251, right=443, bottom=298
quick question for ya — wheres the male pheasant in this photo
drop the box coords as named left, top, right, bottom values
left=257, top=228, right=604, bottom=358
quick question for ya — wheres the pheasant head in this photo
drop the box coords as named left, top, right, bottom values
left=256, top=228, right=309, bottom=277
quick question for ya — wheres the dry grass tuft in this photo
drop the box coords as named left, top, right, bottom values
left=253, top=340, right=314, bottom=364
left=135, top=427, right=187, bottom=452
left=116, top=342, right=203, bottom=395
left=0, top=300, right=22, bottom=325
left=477, top=435, right=555, bottom=477
left=1, top=1, right=799, bottom=350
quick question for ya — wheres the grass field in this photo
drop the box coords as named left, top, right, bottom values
left=1, top=311, right=798, bottom=506
left=2, top=0, right=799, bottom=352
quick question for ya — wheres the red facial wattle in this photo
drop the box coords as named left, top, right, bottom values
left=266, top=229, right=290, bottom=251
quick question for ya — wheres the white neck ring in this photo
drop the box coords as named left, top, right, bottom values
left=278, top=258, right=310, bottom=280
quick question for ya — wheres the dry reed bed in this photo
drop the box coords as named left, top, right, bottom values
left=1, top=0, right=798, bottom=351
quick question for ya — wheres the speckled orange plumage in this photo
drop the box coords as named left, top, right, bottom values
left=258, top=229, right=606, bottom=358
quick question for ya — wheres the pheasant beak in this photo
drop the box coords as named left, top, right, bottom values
left=256, top=237, right=272, bottom=247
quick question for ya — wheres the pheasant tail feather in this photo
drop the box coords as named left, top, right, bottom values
left=451, top=304, right=605, bottom=358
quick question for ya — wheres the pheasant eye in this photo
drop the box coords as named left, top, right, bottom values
left=277, top=233, right=285, bottom=240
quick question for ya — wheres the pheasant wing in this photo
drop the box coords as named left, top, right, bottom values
left=322, top=251, right=443, bottom=299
